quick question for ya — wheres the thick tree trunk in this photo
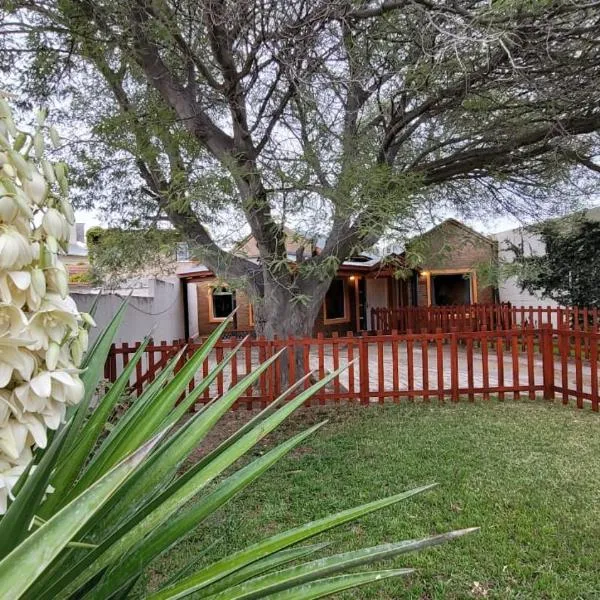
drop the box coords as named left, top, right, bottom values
left=252, top=277, right=331, bottom=389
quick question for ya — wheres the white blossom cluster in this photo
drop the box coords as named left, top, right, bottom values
left=0, top=98, right=90, bottom=513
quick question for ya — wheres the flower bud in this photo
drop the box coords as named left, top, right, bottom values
left=60, top=199, right=75, bottom=225
left=2, top=163, right=15, bottom=178
left=43, top=209, right=67, bottom=240
left=78, top=327, right=89, bottom=352
left=31, top=267, right=46, bottom=297
left=54, top=267, right=68, bottom=298
left=33, top=131, right=45, bottom=159
left=46, top=342, right=60, bottom=371
left=46, top=235, right=58, bottom=254
left=70, top=339, right=83, bottom=367
left=81, top=312, right=97, bottom=327
left=41, top=159, right=56, bottom=184
left=7, top=150, right=30, bottom=180
left=0, top=227, right=33, bottom=269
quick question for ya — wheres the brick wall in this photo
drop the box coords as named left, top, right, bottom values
left=412, top=220, right=497, bottom=306
left=194, top=276, right=358, bottom=337
left=195, top=281, right=253, bottom=336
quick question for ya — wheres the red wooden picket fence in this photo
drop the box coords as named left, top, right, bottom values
left=371, top=304, right=600, bottom=334
left=104, top=325, right=599, bottom=412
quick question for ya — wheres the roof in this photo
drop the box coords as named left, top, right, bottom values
left=231, top=227, right=320, bottom=259
left=177, top=219, right=489, bottom=281
left=491, top=205, right=600, bottom=238
left=419, top=218, right=495, bottom=246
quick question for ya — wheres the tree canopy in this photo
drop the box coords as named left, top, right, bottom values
left=86, top=226, right=182, bottom=287
left=2, top=0, right=600, bottom=336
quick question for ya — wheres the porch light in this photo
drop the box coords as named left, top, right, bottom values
left=349, top=275, right=356, bottom=281
left=421, top=271, right=429, bottom=277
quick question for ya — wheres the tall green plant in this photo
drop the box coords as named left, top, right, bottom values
left=0, top=308, right=477, bottom=599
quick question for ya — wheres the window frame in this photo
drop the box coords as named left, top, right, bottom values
left=208, top=286, right=235, bottom=322
left=323, top=277, right=350, bottom=324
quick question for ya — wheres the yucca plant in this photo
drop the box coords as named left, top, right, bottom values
left=0, top=96, right=476, bottom=599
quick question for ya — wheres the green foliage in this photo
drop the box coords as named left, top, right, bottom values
left=0, top=308, right=475, bottom=599
left=508, top=214, right=600, bottom=307
left=86, top=226, right=182, bottom=287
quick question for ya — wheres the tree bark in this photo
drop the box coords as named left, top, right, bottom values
left=251, top=274, right=333, bottom=387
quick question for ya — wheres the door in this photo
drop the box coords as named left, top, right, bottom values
left=366, top=278, right=388, bottom=329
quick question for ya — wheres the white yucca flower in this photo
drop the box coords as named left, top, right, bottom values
left=22, top=170, right=47, bottom=206
left=0, top=226, right=33, bottom=270
left=42, top=208, right=69, bottom=241
left=0, top=98, right=85, bottom=513
left=0, top=195, right=19, bottom=223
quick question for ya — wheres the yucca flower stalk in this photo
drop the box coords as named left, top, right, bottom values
left=0, top=95, right=88, bottom=513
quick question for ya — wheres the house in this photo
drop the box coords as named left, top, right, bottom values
left=177, top=219, right=498, bottom=338
left=491, top=206, right=600, bottom=309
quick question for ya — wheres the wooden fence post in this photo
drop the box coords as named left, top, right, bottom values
left=359, top=335, right=369, bottom=405
left=541, top=323, right=555, bottom=400
left=450, top=329, right=459, bottom=402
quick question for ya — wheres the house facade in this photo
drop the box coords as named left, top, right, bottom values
left=178, top=219, right=498, bottom=338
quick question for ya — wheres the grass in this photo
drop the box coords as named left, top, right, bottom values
left=147, top=401, right=600, bottom=599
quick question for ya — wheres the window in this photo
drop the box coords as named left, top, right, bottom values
left=210, top=288, right=235, bottom=321
left=176, top=242, right=191, bottom=262
left=324, top=278, right=348, bottom=323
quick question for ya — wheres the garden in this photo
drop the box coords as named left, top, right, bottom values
left=3, top=1, right=600, bottom=598
left=148, top=402, right=600, bottom=599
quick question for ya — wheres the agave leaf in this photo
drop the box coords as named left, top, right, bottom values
left=90, top=346, right=286, bottom=517
left=203, top=529, right=479, bottom=600
left=73, top=348, right=185, bottom=486
left=160, top=540, right=221, bottom=589
left=0, top=433, right=161, bottom=600
left=55, top=337, right=151, bottom=503
left=85, top=317, right=235, bottom=478
left=89, top=347, right=185, bottom=460
left=86, top=422, right=329, bottom=598
left=63, top=297, right=128, bottom=447
left=149, top=483, right=437, bottom=600
left=38, top=299, right=129, bottom=518
left=165, top=335, right=250, bottom=426
left=200, top=544, right=330, bottom=597
left=161, top=569, right=413, bottom=600
left=187, top=372, right=313, bottom=477
left=37, top=350, right=288, bottom=600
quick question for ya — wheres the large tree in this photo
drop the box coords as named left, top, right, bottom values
left=2, top=0, right=600, bottom=339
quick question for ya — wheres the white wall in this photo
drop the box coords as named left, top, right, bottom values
left=491, top=226, right=559, bottom=312
left=187, top=282, right=199, bottom=338
left=72, top=277, right=185, bottom=345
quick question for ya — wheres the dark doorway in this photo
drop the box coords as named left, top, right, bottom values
left=432, top=273, right=471, bottom=305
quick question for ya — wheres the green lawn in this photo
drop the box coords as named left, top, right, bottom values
left=147, top=401, right=600, bottom=599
